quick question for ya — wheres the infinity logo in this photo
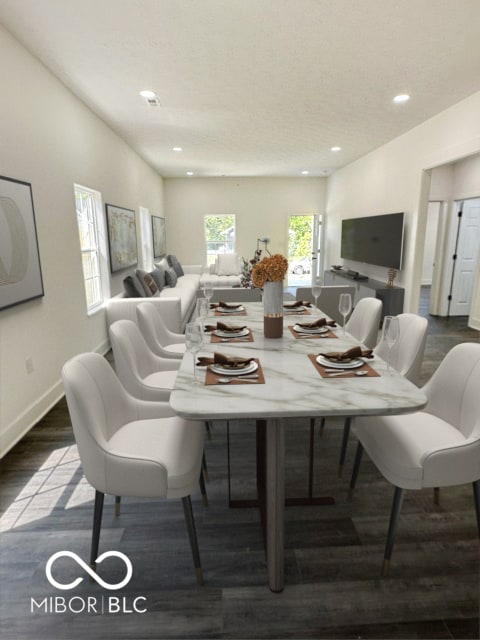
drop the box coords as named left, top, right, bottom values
left=46, top=551, right=133, bottom=591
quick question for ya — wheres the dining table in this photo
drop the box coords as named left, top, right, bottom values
left=170, top=300, right=427, bottom=592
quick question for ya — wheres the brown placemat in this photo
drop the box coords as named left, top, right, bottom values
left=210, top=330, right=254, bottom=343
left=308, top=354, right=380, bottom=378
left=289, top=325, right=337, bottom=340
left=205, top=358, right=265, bottom=385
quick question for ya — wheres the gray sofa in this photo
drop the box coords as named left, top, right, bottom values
left=106, top=258, right=202, bottom=333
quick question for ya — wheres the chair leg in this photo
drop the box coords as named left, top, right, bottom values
left=434, top=487, right=440, bottom=505
left=472, top=480, right=480, bottom=539
left=227, top=420, right=232, bottom=505
left=202, top=452, right=208, bottom=482
left=199, top=468, right=208, bottom=507
left=90, top=490, right=104, bottom=574
left=115, top=495, right=121, bottom=516
left=348, top=442, right=364, bottom=501
left=319, top=417, right=326, bottom=436
left=338, top=417, right=352, bottom=477
left=182, top=496, right=204, bottom=585
left=204, top=420, right=212, bottom=440
left=382, top=486, right=405, bottom=577
left=308, top=418, right=315, bottom=498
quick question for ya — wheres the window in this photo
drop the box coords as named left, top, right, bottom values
left=74, top=184, right=109, bottom=313
left=204, top=214, right=236, bottom=266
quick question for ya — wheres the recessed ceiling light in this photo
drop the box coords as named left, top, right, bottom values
left=331, top=146, right=341, bottom=152
left=393, top=94, right=410, bottom=104
left=186, top=171, right=194, bottom=176
left=172, top=147, right=182, bottom=152
left=139, top=90, right=157, bottom=99
left=301, top=170, right=309, bottom=175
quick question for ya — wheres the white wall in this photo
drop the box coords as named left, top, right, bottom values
left=325, top=91, right=480, bottom=312
left=0, top=26, right=164, bottom=456
left=164, top=177, right=326, bottom=265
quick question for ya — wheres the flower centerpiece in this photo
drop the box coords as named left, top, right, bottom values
left=252, top=254, right=289, bottom=338
left=240, top=248, right=262, bottom=288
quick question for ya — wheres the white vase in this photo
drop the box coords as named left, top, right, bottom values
left=263, top=281, right=283, bottom=338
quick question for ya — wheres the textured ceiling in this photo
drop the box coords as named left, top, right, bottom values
left=1, top=0, right=480, bottom=177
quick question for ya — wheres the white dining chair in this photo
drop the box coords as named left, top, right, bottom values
left=348, top=342, right=480, bottom=576
left=296, top=285, right=356, bottom=324
left=62, top=352, right=205, bottom=584
left=345, top=297, right=383, bottom=349
left=136, top=301, right=186, bottom=359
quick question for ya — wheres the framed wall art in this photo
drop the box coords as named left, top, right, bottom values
left=105, top=204, right=138, bottom=272
left=0, top=175, right=45, bottom=311
left=151, top=215, right=166, bottom=258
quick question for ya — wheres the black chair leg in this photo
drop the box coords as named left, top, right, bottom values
left=382, top=486, right=405, bottom=577
left=472, top=480, right=480, bottom=539
left=199, top=468, right=208, bottom=507
left=90, top=490, right=104, bottom=573
left=319, top=417, right=326, bottom=436
left=115, top=495, right=121, bottom=516
left=338, top=417, right=352, bottom=477
left=308, top=418, right=315, bottom=498
left=348, top=442, right=364, bottom=501
left=205, top=421, right=212, bottom=440
left=182, top=496, right=204, bottom=585
left=202, top=452, right=208, bottom=482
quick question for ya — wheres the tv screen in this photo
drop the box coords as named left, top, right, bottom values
left=341, top=212, right=404, bottom=270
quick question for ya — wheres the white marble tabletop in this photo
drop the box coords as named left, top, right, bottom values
left=170, top=302, right=427, bottom=420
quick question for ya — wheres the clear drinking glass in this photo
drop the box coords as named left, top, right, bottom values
left=311, top=284, right=322, bottom=315
left=203, top=281, right=213, bottom=306
left=338, top=293, right=352, bottom=335
left=382, top=315, right=400, bottom=371
left=196, top=297, right=209, bottom=333
left=185, top=322, right=203, bottom=385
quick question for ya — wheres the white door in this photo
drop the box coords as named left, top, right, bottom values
left=449, top=198, right=480, bottom=316
left=287, top=214, right=322, bottom=287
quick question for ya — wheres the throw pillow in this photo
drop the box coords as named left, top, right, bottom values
left=136, top=269, right=159, bottom=297
left=167, top=254, right=184, bottom=277
left=216, top=253, right=239, bottom=276
left=123, top=274, right=145, bottom=298
left=165, top=267, right=178, bottom=287
left=149, top=266, right=165, bottom=291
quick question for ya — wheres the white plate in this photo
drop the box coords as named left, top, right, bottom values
left=294, top=324, right=329, bottom=334
left=316, top=355, right=364, bottom=369
left=214, top=328, right=249, bottom=338
left=210, top=361, right=258, bottom=376
left=217, top=305, right=244, bottom=313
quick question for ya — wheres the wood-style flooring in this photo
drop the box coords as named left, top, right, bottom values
left=1, top=289, right=479, bottom=639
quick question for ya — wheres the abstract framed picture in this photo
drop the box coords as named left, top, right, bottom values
left=105, top=204, right=138, bottom=272
left=151, top=215, right=166, bottom=258
left=0, top=175, right=44, bottom=311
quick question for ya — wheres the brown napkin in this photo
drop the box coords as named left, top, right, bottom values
left=210, top=301, right=242, bottom=309
left=197, top=352, right=254, bottom=368
left=319, top=346, right=373, bottom=361
left=284, top=300, right=312, bottom=308
left=204, top=321, right=247, bottom=333
left=297, top=317, right=337, bottom=329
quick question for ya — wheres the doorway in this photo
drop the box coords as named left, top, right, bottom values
left=287, top=214, right=322, bottom=288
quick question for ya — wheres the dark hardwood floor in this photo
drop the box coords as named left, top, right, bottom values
left=1, top=289, right=479, bottom=639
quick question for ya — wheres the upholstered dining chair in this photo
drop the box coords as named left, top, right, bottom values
left=348, top=342, right=480, bottom=576
left=345, top=297, right=383, bottom=349
left=136, top=301, right=186, bottom=359
left=296, top=285, right=356, bottom=324
left=335, top=312, right=429, bottom=477
left=62, top=352, right=205, bottom=584
left=109, top=319, right=180, bottom=401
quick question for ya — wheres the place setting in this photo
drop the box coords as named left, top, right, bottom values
left=196, top=352, right=265, bottom=385
left=289, top=317, right=338, bottom=339
left=204, top=320, right=254, bottom=343
left=308, top=345, right=380, bottom=378
left=210, top=301, right=247, bottom=316
left=282, top=300, right=312, bottom=315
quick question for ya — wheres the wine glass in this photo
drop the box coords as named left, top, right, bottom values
left=203, top=281, right=213, bottom=307
left=185, top=322, right=203, bottom=385
left=196, top=297, right=209, bottom=334
left=382, top=315, right=400, bottom=372
left=311, top=283, right=322, bottom=315
left=338, top=293, right=352, bottom=335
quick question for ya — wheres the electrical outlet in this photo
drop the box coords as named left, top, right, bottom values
left=25, top=357, right=34, bottom=374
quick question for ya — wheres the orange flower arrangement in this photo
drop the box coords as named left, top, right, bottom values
left=251, top=253, right=289, bottom=288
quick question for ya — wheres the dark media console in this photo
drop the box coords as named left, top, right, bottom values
left=325, top=269, right=404, bottom=320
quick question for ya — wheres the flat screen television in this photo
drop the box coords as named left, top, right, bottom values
left=340, top=212, right=404, bottom=270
